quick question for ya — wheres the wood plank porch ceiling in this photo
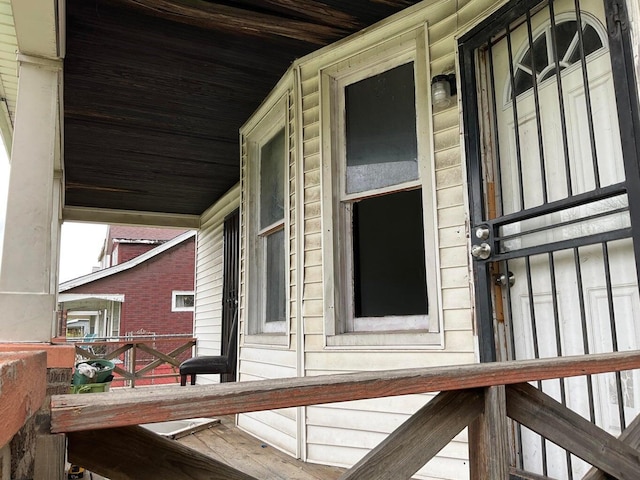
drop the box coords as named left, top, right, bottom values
left=63, top=0, right=420, bottom=216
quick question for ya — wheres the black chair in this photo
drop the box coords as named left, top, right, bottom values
left=180, top=307, right=238, bottom=386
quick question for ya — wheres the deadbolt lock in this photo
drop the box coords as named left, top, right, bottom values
left=475, top=226, right=490, bottom=240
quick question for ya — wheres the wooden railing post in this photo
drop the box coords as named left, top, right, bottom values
left=468, top=385, right=510, bottom=479
left=131, top=342, right=137, bottom=388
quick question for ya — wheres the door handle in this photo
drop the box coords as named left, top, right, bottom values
left=471, top=242, right=492, bottom=260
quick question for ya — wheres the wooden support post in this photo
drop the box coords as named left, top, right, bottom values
left=68, top=425, right=257, bottom=480
left=469, top=386, right=510, bottom=480
left=0, top=54, right=61, bottom=342
left=131, top=342, right=137, bottom=388
left=339, top=389, right=484, bottom=480
left=33, top=434, right=65, bottom=480
left=582, top=412, right=640, bottom=480
left=1, top=444, right=10, bottom=479
left=506, top=383, right=640, bottom=479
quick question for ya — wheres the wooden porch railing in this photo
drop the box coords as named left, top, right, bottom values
left=1, top=351, right=47, bottom=449
left=51, top=350, right=640, bottom=480
left=73, top=335, right=196, bottom=387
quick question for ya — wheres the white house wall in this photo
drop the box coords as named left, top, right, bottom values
left=193, top=0, right=640, bottom=478
left=295, top=1, right=508, bottom=477
left=237, top=76, right=300, bottom=456
left=194, top=184, right=240, bottom=384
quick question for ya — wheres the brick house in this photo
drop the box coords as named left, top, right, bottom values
left=59, top=227, right=195, bottom=339
left=58, top=227, right=196, bottom=386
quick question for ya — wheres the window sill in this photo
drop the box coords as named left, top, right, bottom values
left=325, top=331, right=443, bottom=349
left=243, top=333, right=289, bottom=347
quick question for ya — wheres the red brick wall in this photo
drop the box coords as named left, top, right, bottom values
left=65, top=237, right=195, bottom=337
left=114, top=243, right=160, bottom=265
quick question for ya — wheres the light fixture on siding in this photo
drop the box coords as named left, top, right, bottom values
left=431, top=74, right=456, bottom=108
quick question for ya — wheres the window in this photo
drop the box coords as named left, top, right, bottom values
left=511, top=16, right=606, bottom=98
left=172, top=291, right=195, bottom=312
left=259, top=129, right=286, bottom=332
left=351, top=190, right=428, bottom=329
left=322, top=27, right=440, bottom=346
left=345, top=62, right=419, bottom=194
left=245, top=95, right=289, bottom=341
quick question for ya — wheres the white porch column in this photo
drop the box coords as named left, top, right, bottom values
left=0, top=54, right=62, bottom=342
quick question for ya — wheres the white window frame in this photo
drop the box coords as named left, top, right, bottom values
left=244, top=94, right=290, bottom=344
left=172, top=291, right=195, bottom=312
left=320, top=25, right=442, bottom=348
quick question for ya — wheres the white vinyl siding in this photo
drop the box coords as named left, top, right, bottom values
left=212, top=0, right=511, bottom=477
left=238, top=76, right=299, bottom=456
left=296, top=0, right=504, bottom=477
left=193, top=185, right=240, bottom=385
left=188, top=0, right=640, bottom=477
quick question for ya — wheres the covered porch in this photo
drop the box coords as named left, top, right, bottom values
left=3, top=0, right=640, bottom=478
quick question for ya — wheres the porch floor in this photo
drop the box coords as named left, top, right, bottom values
left=176, top=415, right=345, bottom=479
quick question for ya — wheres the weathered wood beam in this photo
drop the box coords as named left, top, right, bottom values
left=509, top=469, right=557, bottom=480
left=506, top=383, right=640, bottom=479
left=339, top=389, right=484, bottom=479
left=135, top=340, right=195, bottom=375
left=51, top=351, right=640, bottom=433
left=68, top=425, right=257, bottom=480
left=469, top=386, right=510, bottom=479
left=0, top=351, right=47, bottom=448
left=222, top=0, right=361, bottom=30
left=582, top=412, right=640, bottom=480
left=112, top=0, right=349, bottom=44
left=371, top=0, right=415, bottom=6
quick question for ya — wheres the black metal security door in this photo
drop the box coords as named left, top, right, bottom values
left=221, top=209, right=240, bottom=383
left=460, top=0, right=640, bottom=477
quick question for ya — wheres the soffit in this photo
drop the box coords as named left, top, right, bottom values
left=0, top=0, right=17, bottom=153
left=63, top=0, right=421, bottom=218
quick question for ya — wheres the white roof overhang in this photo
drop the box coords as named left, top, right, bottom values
left=59, top=293, right=125, bottom=303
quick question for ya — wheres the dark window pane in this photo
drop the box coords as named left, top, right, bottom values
left=345, top=62, right=418, bottom=194
left=553, top=20, right=577, bottom=61
left=569, top=24, right=603, bottom=63
left=514, top=69, right=533, bottom=97
left=176, top=294, right=194, bottom=308
left=265, top=228, right=286, bottom=323
left=353, top=189, right=428, bottom=318
left=520, top=49, right=533, bottom=70
left=540, top=65, right=565, bottom=82
left=582, top=25, right=603, bottom=55
left=260, top=129, right=285, bottom=229
left=531, top=34, right=548, bottom=75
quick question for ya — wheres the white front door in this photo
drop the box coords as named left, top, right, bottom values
left=473, top=0, right=640, bottom=477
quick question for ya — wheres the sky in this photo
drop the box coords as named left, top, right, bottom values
left=59, top=222, right=108, bottom=282
left=0, top=143, right=107, bottom=283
